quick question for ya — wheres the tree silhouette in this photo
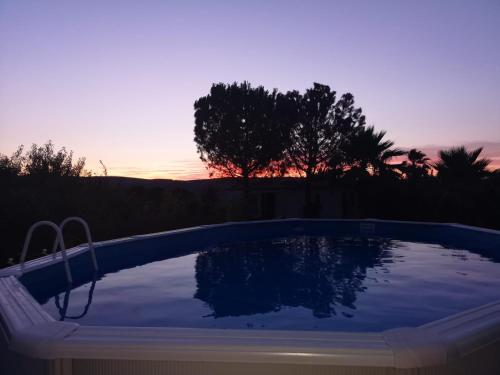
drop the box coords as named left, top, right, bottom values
left=24, top=141, right=87, bottom=177
left=194, top=82, right=288, bottom=190
left=0, top=146, right=24, bottom=177
left=284, top=84, right=365, bottom=179
left=402, top=148, right=431, bottom=180
left=433, top=146, right=493, bottom=225
left=343, top=126, right=404, bottom=179
left=283, top=84, right=336, bottom=178
left=327, top=93, right=367, bottom=177
left=435, top=146, right=491, bottom=184
left=0, top=142, right=87, bottom=178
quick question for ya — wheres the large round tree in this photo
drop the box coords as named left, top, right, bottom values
left=194, top=82, right=288, bottom=187
left=283, top=84, right=366, bottom=179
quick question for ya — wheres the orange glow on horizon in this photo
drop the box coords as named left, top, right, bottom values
left=104, top=155, right=500, bottom=181
left=82, top=143, right=500, bottom=181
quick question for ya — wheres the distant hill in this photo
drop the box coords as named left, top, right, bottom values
left=92, top=176, right=240, bottom=192
left=92, top=176, right=315, bottom=192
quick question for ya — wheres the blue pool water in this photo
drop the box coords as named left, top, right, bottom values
left=23, top=234, right=500, bottom=332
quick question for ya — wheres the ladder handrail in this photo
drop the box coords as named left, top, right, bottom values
left=52, top=217, right=98, bottom=271
left=20, top=221, right=73, bottom=284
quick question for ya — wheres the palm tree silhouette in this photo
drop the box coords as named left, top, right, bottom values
left=435, top=146, right=491, bottom=184
left=402, top=148, right=431, bottom=179
left=344, top=126, right=404, bottom=178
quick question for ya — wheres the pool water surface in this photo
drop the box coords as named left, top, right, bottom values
left=24, top=235, right=500, bottom=332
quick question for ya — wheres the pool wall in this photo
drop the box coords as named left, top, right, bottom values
left=1, top=219, right=500, bottom=375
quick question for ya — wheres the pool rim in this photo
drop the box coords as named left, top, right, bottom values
left=1, top=218, right=499, bottom=369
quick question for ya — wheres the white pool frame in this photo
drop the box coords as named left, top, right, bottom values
left=1, top=219, right=500, bottom=375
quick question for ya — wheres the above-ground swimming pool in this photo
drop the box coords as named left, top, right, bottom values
left=24, top=234, right=500, bottom=332
left=1, top=219, right=500, bottom=375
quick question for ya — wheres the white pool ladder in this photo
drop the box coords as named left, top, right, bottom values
left=19, top=217, right=98, bottom=284
left=52, top=217, right=98, bottom=272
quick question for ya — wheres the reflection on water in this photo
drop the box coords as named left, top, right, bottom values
left=194, top=237, right=393, bottom=318
left=55, top=272, right=98, bottom=321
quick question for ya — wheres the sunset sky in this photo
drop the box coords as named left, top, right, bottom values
left=1, top=0, right=499, bottom=179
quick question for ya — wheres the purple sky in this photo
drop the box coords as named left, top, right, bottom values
left=1, top=0, right=499, bottom=179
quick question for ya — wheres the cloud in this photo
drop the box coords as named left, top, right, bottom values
left=108, top=159, right=209, bottom=180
